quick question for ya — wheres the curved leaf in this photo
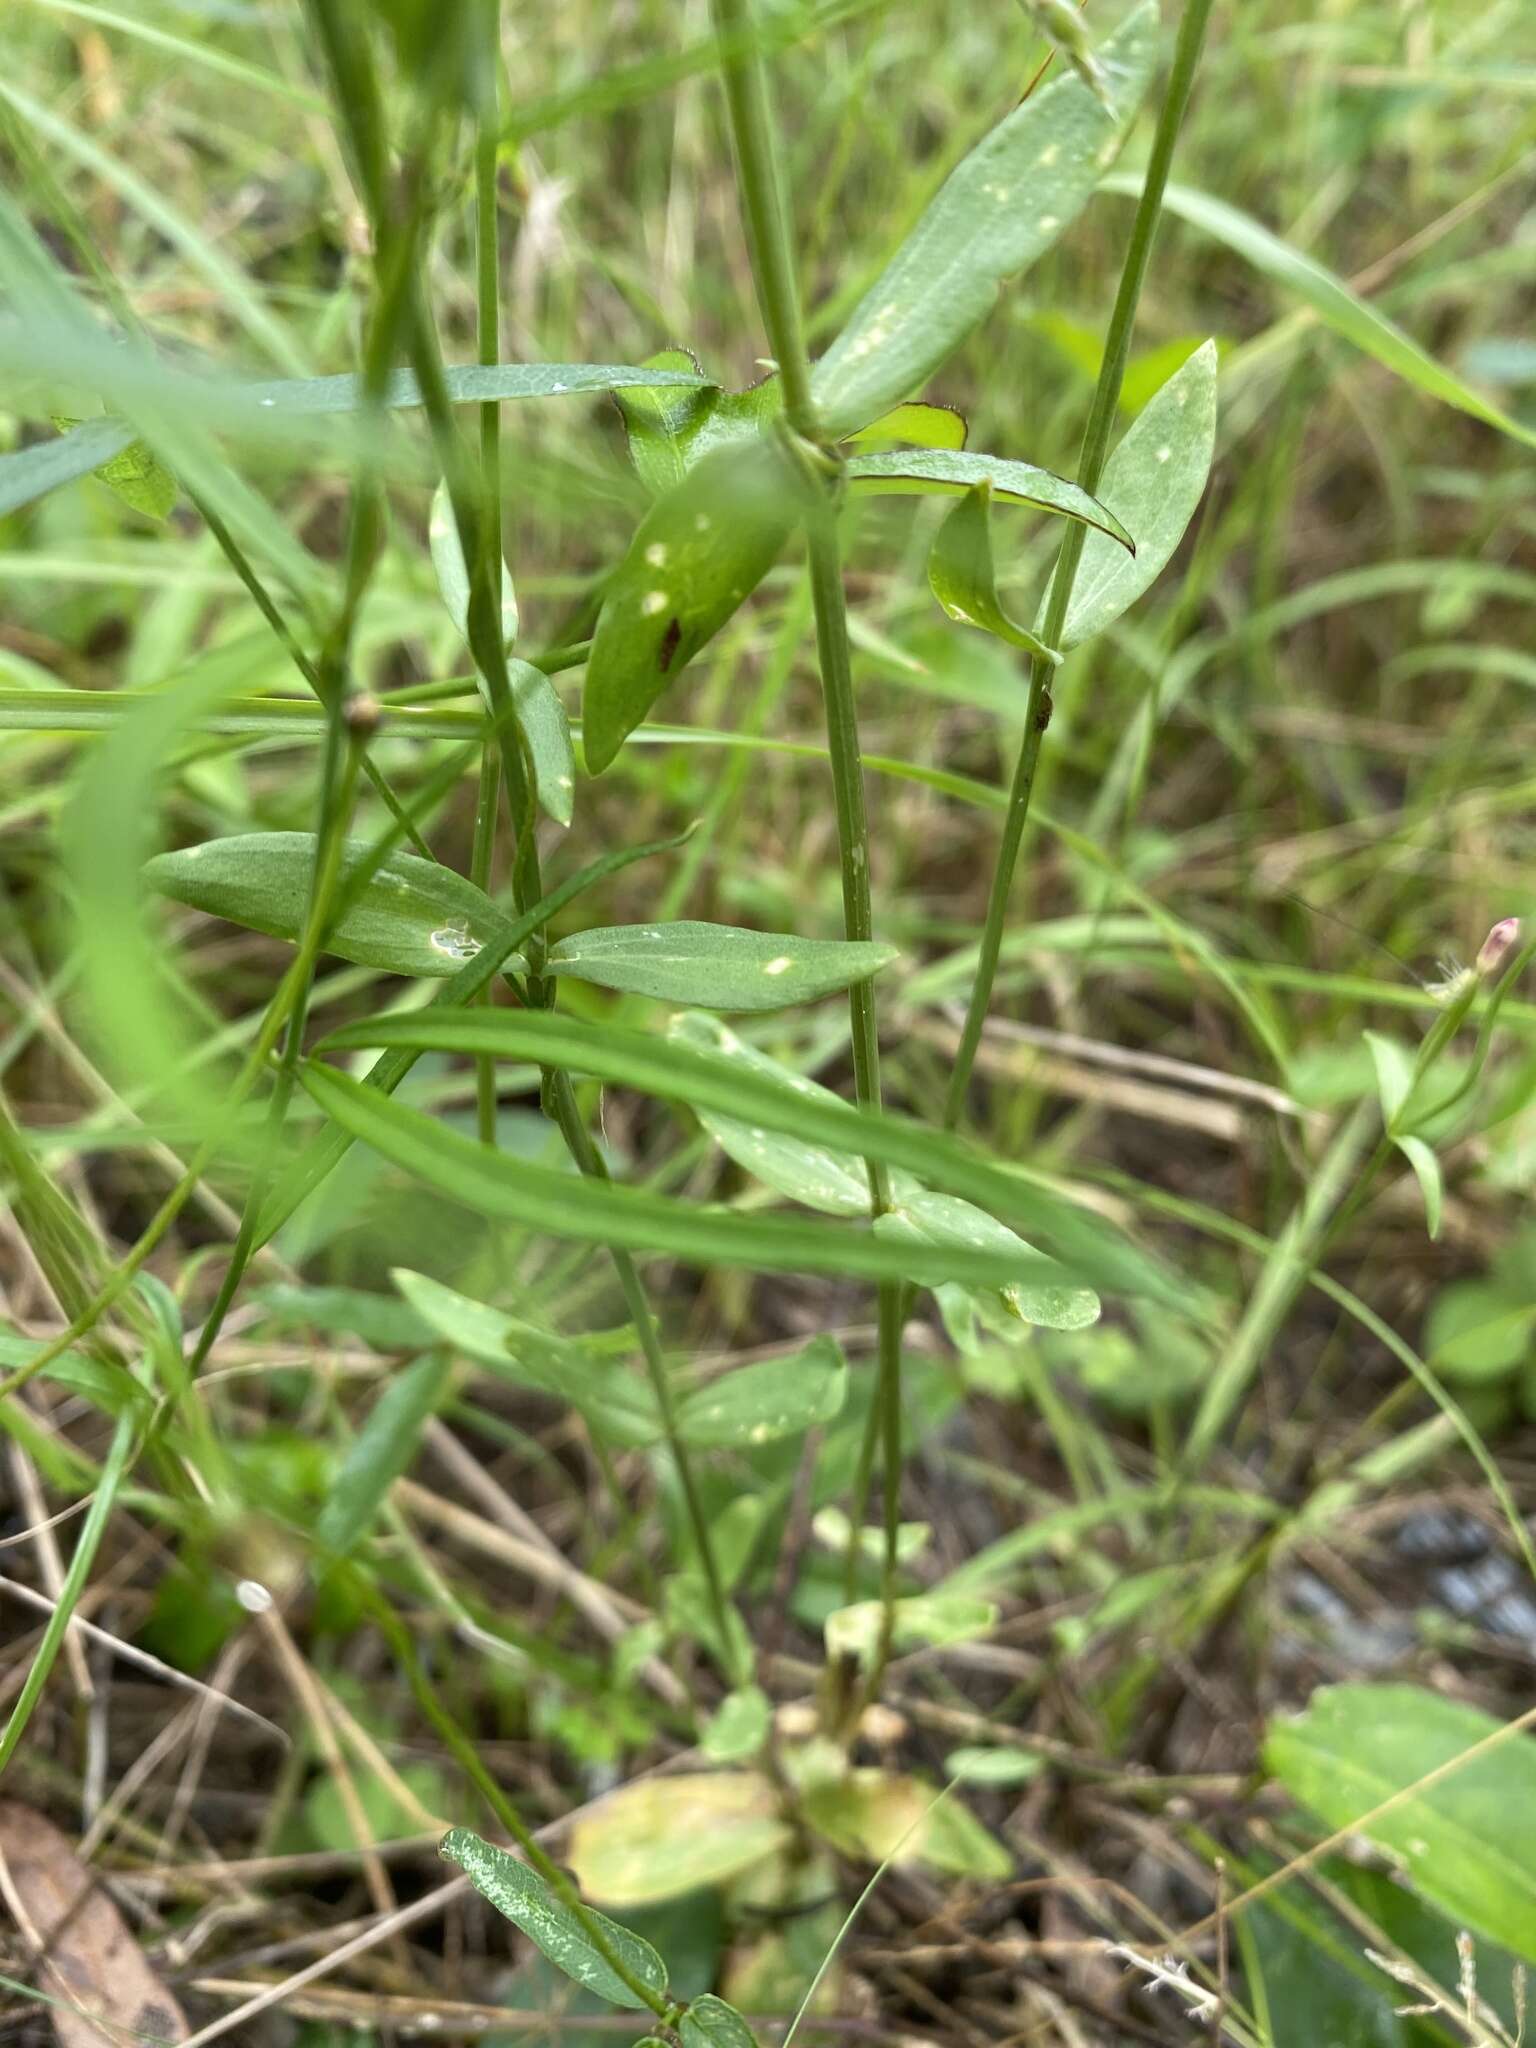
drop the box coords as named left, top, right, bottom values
left=547, top=921, right=896, bottom=1011
left=298, top=1062, right=1075, bottom=1294
left=1265, top=1683, right=1536, bottom=1962
left=316, top=1005, right=1165, bottom=1298
left=439, top=1828, right=669, bottom=2009
left=1056, top=339, right=1218, bottom=647
left=849, top=447, right=1132, bottom=546
left=677, top=1336, right=848, bottom=1448
left=809, top=2, right=1160, bottom=436
left=144, top=832, right=527, bottom=981
left=845, top=400, right=967, bottom=452
left=582, top=440, right=797, bottom=773
left=930, top=484, right=1062, bottom=662
left=1120, top=179, right=1536, bottom=451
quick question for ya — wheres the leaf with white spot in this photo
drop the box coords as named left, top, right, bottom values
left=547, top=923, right=897, bottom=1012
left=582, top=440, right=797, bottom=773
left=809, top=2, right=1160, bottom=437
left=849, top=447, right=1131, bottom=547
left=676, top=1336, right=847, bottom=1448
left=930, top=483, right=1061, bottom=662
left=875, top=1190, right=1100, bottom=1329
left=143, top=831, right=528, bottom=980
left=1055, top=340, right=1218, bottom=648
left=439, top=1828, right=669, bottom=2009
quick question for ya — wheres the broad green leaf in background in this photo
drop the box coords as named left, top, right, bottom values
left=802, top=1772, right=1011, bottom=1880
left=613, top=347, right=722, bottom=495
left=439, top=1829, right=669, bottom=2009
left=1114, top=179, right=1536, bottom=453
left=582, top=439, right=797, bottom=773
left=812, top=1506, right=930, bottom=1567
left=430, top=477, right=519, bottom=651
left=679, top=1995, right=759, bottom=2048
left=321, top=1005, right=1169, bottom=1300
left=391, top=1270, right=661, bottom=1444
left=300, top=1063, right=1062, bottom=1292
left=566, top=1775, right=791, bottom=1906
left=809, top=2, right=1160, bottom=437
left=875, top=1190, right=1102, bottom=1329
left=1425, top=1279, right=1536, bottom=1384
left=930, top=483, right=1062, bottom=662
left=546, top=922, right=897, bottom=1011
left=848, top=448, right=1131, bottom=546
left=676, top=1337, right=848, bottom=1448
left=314, top=1352, right=453, bottom=1557
left=1055, top=340, right=1218, bottom=647
left=1264, top=1682, right=1536, bottom=1962
left=145, top=833, right=528, bottom=980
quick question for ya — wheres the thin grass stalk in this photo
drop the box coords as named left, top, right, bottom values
left=941, top=0, right=1219, bottom=1131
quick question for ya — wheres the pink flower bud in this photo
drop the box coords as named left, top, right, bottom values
left=1476, top=917, right=1522, bottom=978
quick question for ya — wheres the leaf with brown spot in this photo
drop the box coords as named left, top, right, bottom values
left=0, top=1800, right=188, bottom=2044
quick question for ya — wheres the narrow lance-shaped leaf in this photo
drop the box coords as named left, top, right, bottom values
left=439, top=1828, right=669, bottom=2009
left=1053, top=340, right=1218, bottom=648
left=430, top=477, right=518, bottom=651
left=144, top=832, right=529, bottom=981
left=299, top=1061, right=1080, bottom=1295
left=809, top=2, right=1160, bottom=437
left=930, top=484, right=1062, bottom=663
left=248, top=360, right=715, bottom=414
left=1115, top=178, right=1536, bottom=453
left=547, top=921, right=896, bottom=1011
left=582, top=439, right=798, bottom=774
left=676, top=1336, right=848, bottom=1448
left=319, top=1003, right=1173, bottom=1301
left=315, top=1352, right=453, bottom=1557
left=848, top=448, right=1132, bottom=546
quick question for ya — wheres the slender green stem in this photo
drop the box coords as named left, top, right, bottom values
left=308, top=0, right=736, bottom=1671
left=942, top=0, right=1218, bottom=1131
left=473, top=17, right=503, bottom=1150
left=709, top=0, right=906, bottom=1651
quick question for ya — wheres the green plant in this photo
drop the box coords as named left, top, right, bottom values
left=6, top=0, right=1536, bottom=2042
